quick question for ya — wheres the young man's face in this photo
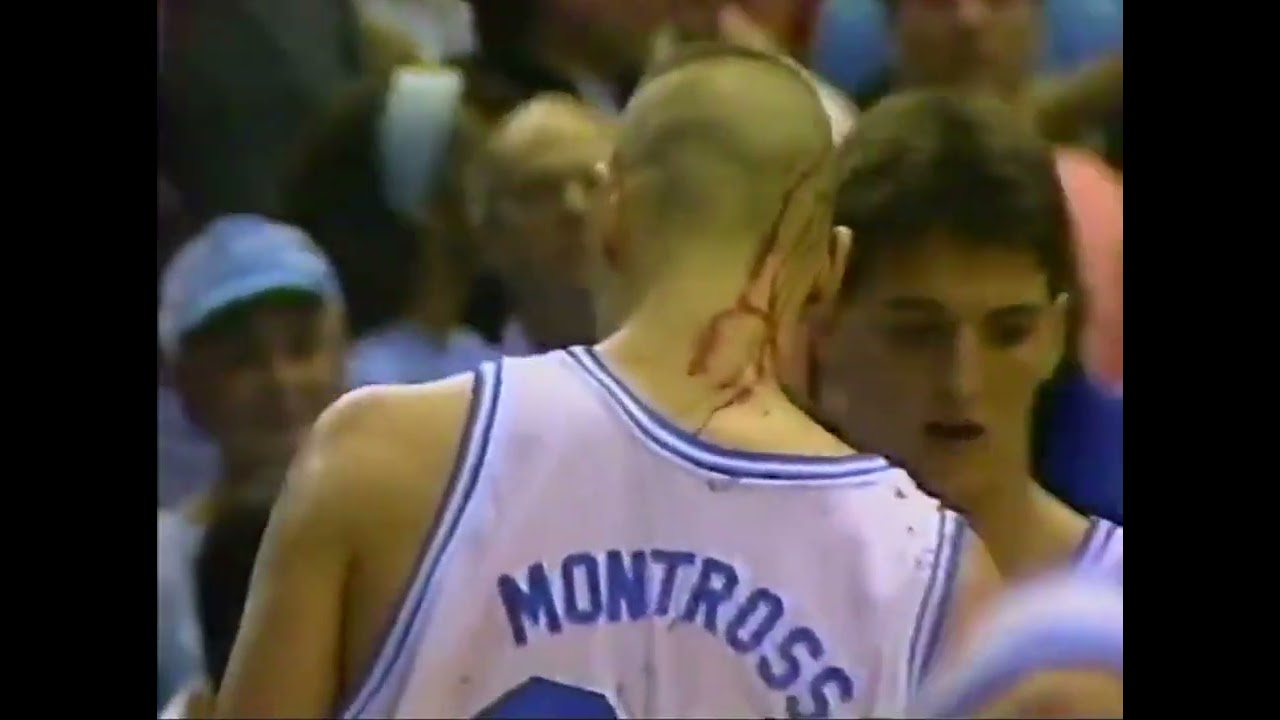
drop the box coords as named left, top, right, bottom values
left=814, top=233, right=1063, bottom=506
left=177, top=292, right=347, bottom=483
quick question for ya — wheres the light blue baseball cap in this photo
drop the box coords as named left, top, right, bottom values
left=158, top=214, right=343, bottom=357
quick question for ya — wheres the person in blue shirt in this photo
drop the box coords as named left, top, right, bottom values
left=157, top=215, right=348, bottom=710
left=813, top=0, right=1122, bottom=162
left=1034, top=363, right=1122, bottom=523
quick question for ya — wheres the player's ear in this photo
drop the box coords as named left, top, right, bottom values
left=812, top=225, right=852, bottom=312
left=1040, top=291, right=1070, bottom=381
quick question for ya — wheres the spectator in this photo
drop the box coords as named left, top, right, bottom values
left=855, top=0, right=1042, bottom=107
left=471, top=94, right=616, bottom=352
left=1033, top=149, right=1123, bottom=523
left=1056, top=150, right=1122, bottom=390
left=842, top=0, right=1121, bottom=159
left=816, top=90, right=1104, bottom=576
left=159, top=0, right=366, bottom=221
left=458, top=0, right=823, bottom=120
left=158, top=382, right=220, bottom=509
left=281, top=64, right=500, bottom=385
left=656, top=0, right=823, bottom=53
left=157, top=215, right=347, bottom=710
left=457, top=0, right=667, bottom=118
left=157, top=510, right=205, bottom=711
left=161, top=498, right=273, bottom=719
left=648, top=4, right=858, bottom=146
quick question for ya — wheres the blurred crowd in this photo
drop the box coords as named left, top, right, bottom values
left=156, top=0, right=1121, bottom=715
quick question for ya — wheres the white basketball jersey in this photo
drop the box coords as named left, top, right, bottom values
left=340, top=348, right=967, bottom=719
left=910, top=571, right=1123, bottom=718
left=1075, top=516, right=1123, bottom=583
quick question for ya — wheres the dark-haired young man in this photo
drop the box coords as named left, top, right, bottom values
left=796, top=88, right=1123, bottom=720
left=811, top=90, right=1122, bottom=585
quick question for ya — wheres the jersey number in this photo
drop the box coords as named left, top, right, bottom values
left=474, top=677, right=620, bottom=719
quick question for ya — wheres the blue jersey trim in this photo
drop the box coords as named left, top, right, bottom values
left=565, top=346, right=892, bottom=483
left=339, top=361, right=505, bottom=718
left=1075, top=517, right=1123, bottom=584
left=1084, top=519, right=1119, bottom=566
left=908, top=510, right=964, bottom=691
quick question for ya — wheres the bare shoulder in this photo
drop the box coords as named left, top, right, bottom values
left=293, top=373, right=481, bottom=537
left=312, top=373, right=479, bottom=460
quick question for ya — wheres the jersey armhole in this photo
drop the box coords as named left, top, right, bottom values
left=907, top=510, right=966, bottom=693
left=915, top=619, right=1124, bottom=718
left=338, top=361, right=506, bottom=719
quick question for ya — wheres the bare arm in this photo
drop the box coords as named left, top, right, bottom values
left=214, top=389, right=379, bottom=718
left=215, top=375, right=479, bottom=718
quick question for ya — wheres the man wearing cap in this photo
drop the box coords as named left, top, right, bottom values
left=157, top=215, right=347, bottom=711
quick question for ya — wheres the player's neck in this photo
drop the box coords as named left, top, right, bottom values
left=596, top=265, right=845, bottom=454
left=606, top=261, right=789, bottom=390
left=965, top=483, right=1091, bottom=581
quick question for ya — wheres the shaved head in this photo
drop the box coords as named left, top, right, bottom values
left=590, top=43, right=852, bottom=369
left=614, top=44, right=836, bottom=242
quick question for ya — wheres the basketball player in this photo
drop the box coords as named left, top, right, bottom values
left=806, top=90, right=1121, bottom=583
left=218, top=44, right=993, bottom=719
left=911, top=570, right=1123, bottom=718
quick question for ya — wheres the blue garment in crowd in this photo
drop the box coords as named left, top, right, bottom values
left=158, top=385, right=220, bottom=509
left=157, top=511, right=206, bottom=711
left=348, top=321, right=503, bottom=388
left=1040, top=371, right=1123, bottom=524
left=811, top=0, right=1124, bottom=97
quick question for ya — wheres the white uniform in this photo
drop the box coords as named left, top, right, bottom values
left=910, top=571, right=1123, bottom=718
left=1075, top=516, right=1123, bottom=583
left=341, top=348, right=967, bottom=719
